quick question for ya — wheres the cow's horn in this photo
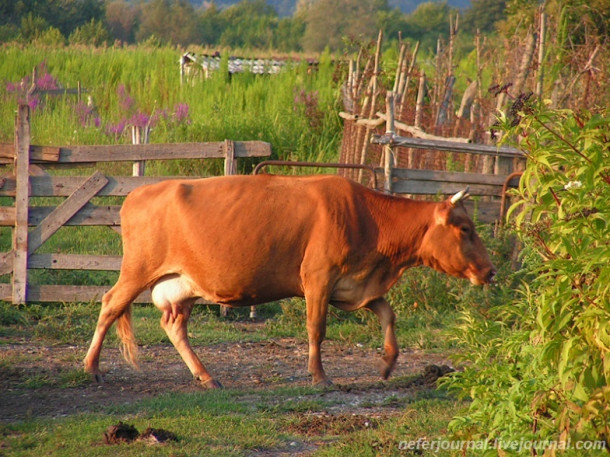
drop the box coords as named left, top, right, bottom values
left=450, top=186, right=470, bottom=205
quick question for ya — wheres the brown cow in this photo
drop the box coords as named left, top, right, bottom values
left=84, top=174, right=495, bottom=388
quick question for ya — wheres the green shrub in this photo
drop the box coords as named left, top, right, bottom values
left=445, top=102, right=610, bottom=454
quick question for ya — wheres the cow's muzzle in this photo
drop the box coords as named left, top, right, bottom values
left=468, top=266, right=497, bottom=285
left=486, top=268, right=497, bottom=284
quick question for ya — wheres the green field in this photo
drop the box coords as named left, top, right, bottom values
left=0, top=45, right=342, bottom=165
left=0, top=43, right=495, bottom=456
left=1, top=42, right=607, bottom=456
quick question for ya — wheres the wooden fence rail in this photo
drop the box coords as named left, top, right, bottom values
left=0, top=105, right=272, bottom=305
left=365, top=97, right=525, bottom=224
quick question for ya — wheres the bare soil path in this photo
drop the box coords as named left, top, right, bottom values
left=0, top=337, right=452, bottom=423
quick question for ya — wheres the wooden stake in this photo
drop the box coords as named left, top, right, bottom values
left=536, top=11, right=546, bottom=99
left=12, top=105, right=30, bottom=304
left=383, top=92, right=395, bottom=194
left=393, top=43, right=407, bottom=109
left=131, top=126, right=147, bottom=176
left=401, top=41, right=420, bottom=114
left=357, top=31, right=383, bottom=183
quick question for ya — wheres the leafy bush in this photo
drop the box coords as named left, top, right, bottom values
left=445, top=103, right=610, bottom=454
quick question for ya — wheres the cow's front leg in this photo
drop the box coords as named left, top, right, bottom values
left=305, top=292, right=332, bottom=387
left=365, top=298, right=398, bottom=379
left=158, top=300, right=222, bottom=389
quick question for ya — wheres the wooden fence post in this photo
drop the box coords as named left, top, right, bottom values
left=132, top=126, right=148, bottom=176
left=384, top=92, right=396, bottom=194
left=223, top=139, right=236, bottom=176
left=220, top=139, right=236, bottom=317
left=12, top=105, right=31, bottom=304
left=222, top=139, right=257, bottom=318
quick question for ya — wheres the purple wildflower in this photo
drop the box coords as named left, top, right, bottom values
left=75, top=100, right=92, bottom=126
left=36, top=73, right=59, bottom=91
left=117, top=84, right=134, bottom=111
left=150, top=108, right=168, bottom=127
left=28, top=96, right=40, bottom=111
left=129, top=110, right=150, bottom=128
left=173, top=103, right=190, bottom=124
left=105, top=120, right=126, bottom=137
left=6, top=76, right=30, bottom=93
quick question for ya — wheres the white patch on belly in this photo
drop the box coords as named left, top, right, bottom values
left=151, top=274, right=199, bottom=309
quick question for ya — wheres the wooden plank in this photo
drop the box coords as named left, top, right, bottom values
left=27, top=171, right=109, bottom=254
left=0, top=144, right=60, bottom=162
left=0, top=284, right=214, bottom=305
left=0, top=205, right=122, bottom=227
left=372, top=134, right=522, bottom=158
left=12, top=105, right=30, bottom=304
left=2, top=253, right=121, bottom=276
left=0, top=175, right=202, bottom=197
left=0, top=283, right=11, bottom=301
left=392, top=180, right=504, bottom=196
left=50, top=141, right=271, bottom=163
left=392, top=168, right=514, bottom=186
left=28, top=253, right=122, bottom=270
left=0, top=252, right=11, bottom=275
left=463, top=200, right=502, bottom=224
left=35, top=88, right=85, bottom=96
left=31, top=205, right=121, bottom=226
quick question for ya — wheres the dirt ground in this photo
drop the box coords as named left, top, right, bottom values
left=0, top=335, right=452, bottom=423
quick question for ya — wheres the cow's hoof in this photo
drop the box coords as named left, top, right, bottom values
left=201, top=378, right=223, bottom=389
left=312, top=378, right=333, bottom=388
left=380, top=354, right=398, bottom=380
left=380, top=362, right=395, bottom=380
left=87, top=371, right=104, bottom=383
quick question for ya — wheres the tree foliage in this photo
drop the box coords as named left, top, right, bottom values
left=0, top=0, right=482, bottom=52
left=461, top=0, right=507, bottom=34
left=300, top=0, right=385, bottom=52
left=446, top=100, right=610, bottom=454
left=69, top=18, right=112, bottom=46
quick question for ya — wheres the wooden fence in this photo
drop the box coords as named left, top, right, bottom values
left=0, top=105, right=272, bottom=305
left=342, top=92, right=524, bottom=223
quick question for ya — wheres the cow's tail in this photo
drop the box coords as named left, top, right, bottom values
left=116, top=304, right=139, bottom=369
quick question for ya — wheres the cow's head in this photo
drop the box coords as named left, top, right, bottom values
left=419, top=188, right=496, bottom=285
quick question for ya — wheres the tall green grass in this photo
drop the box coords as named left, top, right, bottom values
left=0, top=44, right=342, bottom=167
left=0, top=43, right=343, bottom=286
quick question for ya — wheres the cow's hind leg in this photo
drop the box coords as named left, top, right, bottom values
left=365, top=298, right=398, bottom=380
left=84, top=280, right=143, bottom=382
left=304, top=289, right=332, bottom=387
left=157, top=300, right=222, bottom=389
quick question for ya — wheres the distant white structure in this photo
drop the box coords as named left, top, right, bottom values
left=179, top=51, right=317, bottom=84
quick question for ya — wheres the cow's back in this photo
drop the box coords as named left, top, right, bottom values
left=119, top=174, right=375, bottom=305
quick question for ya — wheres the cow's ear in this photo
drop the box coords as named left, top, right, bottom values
left=434, top=202, right=451, bottom=226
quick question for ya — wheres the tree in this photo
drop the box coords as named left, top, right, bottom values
left=1, top=0, right=104, bottom=43
left=19, top=12, right=50, bottom=41
left=217, top=0, right=279, bottom=49
left=300, top=0, right=383, bottom=52
left=198, top=2, right=224, bottom=46
left=137, top=0, right=200, bottom=46
left=69, top=18, right=111, bottom=46
left=461, top=0, right=507, bottom=34
left=105, top=0, right=139, bottom=43
left=273, top=16, right=305, bottom=51
left=54, top=0, right=105, bottom=37
left=398, top=1, right=455, bottom=52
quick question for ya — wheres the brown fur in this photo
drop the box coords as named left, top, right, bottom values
left=85, top=174, right=495, bottom=387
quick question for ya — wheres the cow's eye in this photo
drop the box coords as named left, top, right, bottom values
left=460, top=226, right=471, bottom=235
